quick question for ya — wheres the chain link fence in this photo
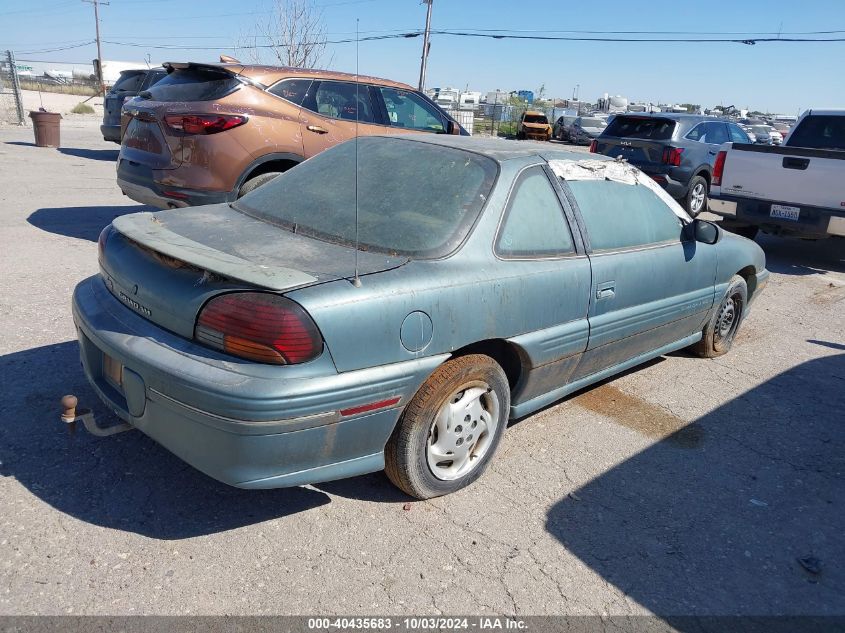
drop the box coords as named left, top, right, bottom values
left=1, top=50, right=26, bottom=125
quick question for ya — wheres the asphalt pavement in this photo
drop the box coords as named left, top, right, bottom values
left=1, top=119, right=843, bottom=619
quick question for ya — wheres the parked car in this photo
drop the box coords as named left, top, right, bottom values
left=101, top=67, right=166, bottom=143
left=750, top=125, right=781, bottom=145
left=73, top=135, right=767, bottom=499
left=741, top=126, right=758, bottom=144
left=772, top=122, right=791, bottom=138
left=708, top=109, right=845, bottom=240
left=567, top=116, right=607, bottom=145
left=552, top=115, right=576, bottom=141
left=117, top=62, right=467, bottom=209
left=592, top=113, right=751, bottom=216
left=516, top=110, right=552, bottom=141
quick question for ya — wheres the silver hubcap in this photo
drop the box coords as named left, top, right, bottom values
left=691, top=183, right=706, bottom=213
left=427, top=382, right=500, bottom=481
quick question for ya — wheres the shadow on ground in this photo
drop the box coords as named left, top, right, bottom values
left=736, top=230, right=844, bottom=276
left=28, top=204, right=147, bottom=242
left=58, top=147, right=120, bottom=162
left=547, top=350, right=845, bottom=620
left=0, top=342, right=330, bottom=539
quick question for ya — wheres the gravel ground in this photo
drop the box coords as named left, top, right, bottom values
left=0, top=120, right=843, bottom=618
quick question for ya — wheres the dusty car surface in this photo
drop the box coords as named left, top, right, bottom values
left=117, top=62, right=466, bottom=209
left=73, top=136, right=768, bottom=499
left=516, top=111, right=552, bottom=141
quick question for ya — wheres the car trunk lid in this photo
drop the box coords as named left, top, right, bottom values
left=101, top=205, right=408, bottom=338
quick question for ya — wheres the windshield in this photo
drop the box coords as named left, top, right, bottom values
left=233, top=137, right=498, bottom=258
left=524, top=115, right=548, bottom=124
left=786, top=115, right=845, bottom=150
left=579, top=118, right=606, bottom=128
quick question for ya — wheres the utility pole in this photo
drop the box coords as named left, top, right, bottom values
left=82, top=0, right=109, bottom=96
left=417, top=0, right=433, bottom=92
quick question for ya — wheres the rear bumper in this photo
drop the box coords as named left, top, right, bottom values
left=708, top=194, right=845, bottom=238
left=100, top=124, right=121, bottom=143
left=71, top=275, right=445, bottom=488
left=117, top=159, right=234, bottom=209
left=641, top=170, right=688, bottom=199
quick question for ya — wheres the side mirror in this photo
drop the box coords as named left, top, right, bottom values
left=687, top=219, right=720, bottom=245
left=446, top=120, right=461, bottom=135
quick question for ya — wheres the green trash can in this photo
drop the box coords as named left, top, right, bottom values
left=29, top=111, right=62, bottom=148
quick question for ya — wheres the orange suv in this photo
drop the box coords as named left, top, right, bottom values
left=118, top=62, right=467, bottom=208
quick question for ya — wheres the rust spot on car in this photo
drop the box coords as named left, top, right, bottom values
left=572, top=384, right=703, bottom=448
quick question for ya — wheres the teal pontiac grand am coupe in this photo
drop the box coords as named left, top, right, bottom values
left=72, top=135, right=768, bottom=499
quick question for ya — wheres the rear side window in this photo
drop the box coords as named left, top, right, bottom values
left=496, top=168, right=574, bottom=258
left=379, top=87, right=445, bottom=133
left=604, top=116, right=676, bottom=140
left=568, top=180, right=683, bottom=251
left=308, top=80, right=376, bottom=124
left=111, top=72, right=144, bottom=93
left=728, top=123, right=750, bottom=143
left=144, top=68, right=241, bottom=102
left=268, top=78, right=312, bottom=106
left=140, top=70, right=166, bottom=90
left=786, top=115, right=845, bottom=150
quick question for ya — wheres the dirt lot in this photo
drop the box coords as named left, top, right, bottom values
left=0, top=119, right=843, bottom=618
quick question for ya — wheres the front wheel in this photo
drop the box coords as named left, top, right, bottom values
left=684, top=175, right=709, bottom=217
left=690, top=275, right=748, bottom=358
left=237, top=171, right=282, bottom=198
left=384, top=354, right=510, bottom=499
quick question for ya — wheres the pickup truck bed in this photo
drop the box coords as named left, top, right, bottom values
left=708, top=110, right=845, bottom=240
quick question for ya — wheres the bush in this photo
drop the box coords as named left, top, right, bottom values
left=71, top=102, right=95, bottom=115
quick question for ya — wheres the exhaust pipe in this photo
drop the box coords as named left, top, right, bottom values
left=60, top=394, right=134, bottom=437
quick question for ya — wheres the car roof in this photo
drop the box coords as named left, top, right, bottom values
left=164, top=62, right=415, bottom=91
left=392, top=134, right=613, bottom=163
left=613, top=112, right=718, bottom=122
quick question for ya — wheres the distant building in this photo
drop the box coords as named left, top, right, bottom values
left=517, top=90, right=534, bottom=104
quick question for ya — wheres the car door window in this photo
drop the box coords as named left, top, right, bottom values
left=308, top=80, right=376, bottom=123
left=379, top=87, right=445, bottom=133
left=268, top=78, right=313, bottom=106
left=567, top=180, right=683, bottom=251
left=728, top=123, right=750, bottom=143
left=704, top=122, right=729, bottom=144
left=496, top=168, right=575, bottom=258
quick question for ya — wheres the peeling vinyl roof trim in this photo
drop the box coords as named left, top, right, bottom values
left=548, top=158, right=692, bottom=222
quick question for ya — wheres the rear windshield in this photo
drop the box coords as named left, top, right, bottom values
left=233, top=137, right=498, bottom=258
left=604, top=116, right=676, bottom=140
left=579, top=118, right=606, bottom=128
left=143, top=68, right=242, bottom=102
left=786, top=115, right=845, bottom=150
left=524, top=115, right=548, bottom=124
left=111, top=71, right=144, bottom=93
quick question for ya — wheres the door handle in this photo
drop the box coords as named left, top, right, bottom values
left=782, top=156, right=809, bottom=170
left=306, top=125, right=328, bottom=134
left=596, top=286, right=615, bottom=300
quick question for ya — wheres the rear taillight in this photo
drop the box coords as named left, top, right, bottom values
left=195, top=293, right=322, bottom=365
left=712, top=150, right=727, bottom=186
left=589, top=139, right=597, bottom=153
left=661, top=146, right=684, bottom=166
left=164, top=113, right=247, bottom=135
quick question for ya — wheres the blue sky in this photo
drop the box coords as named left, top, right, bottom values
left=4, top=0, right=843, bottom=114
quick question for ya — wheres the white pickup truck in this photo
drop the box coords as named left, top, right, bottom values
left=708, top=109, right=845, bottom=240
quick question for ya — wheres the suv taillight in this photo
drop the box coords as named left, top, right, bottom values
left=589, top=139, right=597, bottom=153
left=195, top=293, right=322, bottom=365
left=661, top=146, right=684, bottom=166
left=164, top=113, right=247, bottom=135
left=712, top=150, right=727, bottom=186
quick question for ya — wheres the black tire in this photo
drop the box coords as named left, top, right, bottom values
left=690, top=275, right=748, bottom=358
left=237, top=171, right=282, bottom=198
left=516, top=130, right=525, bottom=140
left=684, top=175, right=709, bottom=217
left=384, top=354, right=510, bottom=499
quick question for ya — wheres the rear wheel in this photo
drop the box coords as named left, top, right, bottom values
left=237, top=171, right=282, bottom=198
left=384, top=354, right=510, bottom=499
left=690, top=275, right=748, bottom=358
left=684, top=175, right=709, bottom=217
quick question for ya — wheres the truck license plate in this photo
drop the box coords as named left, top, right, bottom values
left=771, top=204, right=800, bottom=221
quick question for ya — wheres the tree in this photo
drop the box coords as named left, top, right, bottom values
left=239, top=0, right=331, bottom=69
